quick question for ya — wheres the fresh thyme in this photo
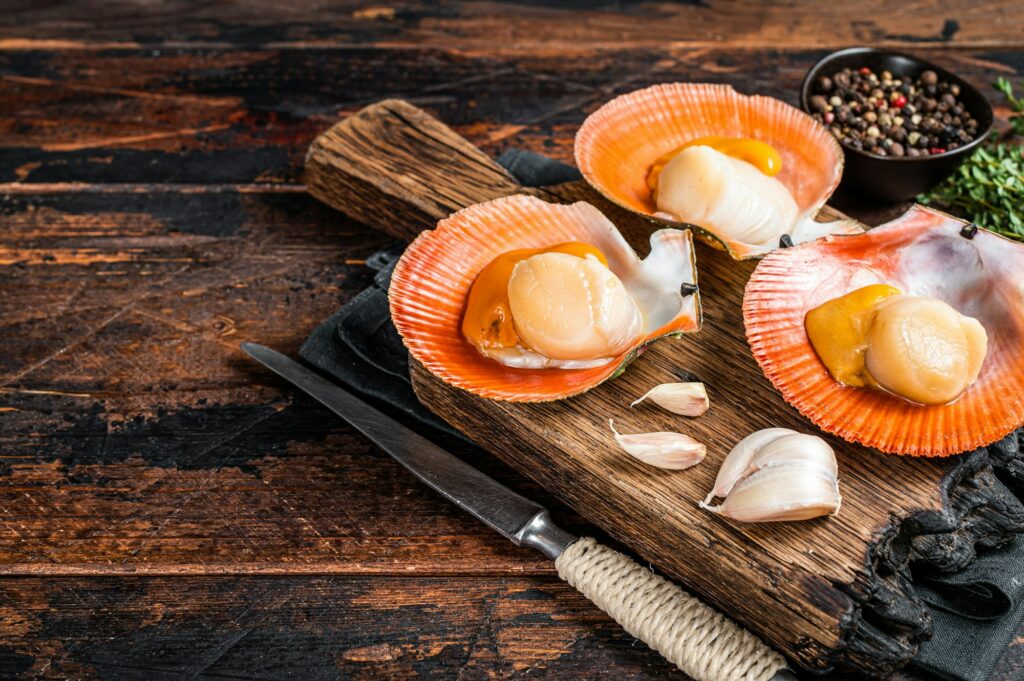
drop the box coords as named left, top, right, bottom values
left=919, top=78, right=1024, bottom=240
left=994, top=77, right=1024, bottom=136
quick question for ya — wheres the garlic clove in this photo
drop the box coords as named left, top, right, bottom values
left=705, top=427, right=794, bottom=503
left=609, top=419, right=706, bottom=470
left=700, top=465, right=841, bottom=522
left=630, top=382, right=709, bottom=416
left=751, top=432, right=836, bottom=473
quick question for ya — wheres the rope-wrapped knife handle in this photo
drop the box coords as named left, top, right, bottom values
left=556, top=538, right=788, bottom=681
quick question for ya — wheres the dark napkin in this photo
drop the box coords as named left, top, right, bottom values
left=910, top=537, right=1024, bottom=681
left=298, top=151, right=1024, bottom=681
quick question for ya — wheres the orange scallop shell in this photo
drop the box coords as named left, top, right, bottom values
left=575, top=83, right=851, bottom=259
left=389, top=195, right=700, bottom=402
left=744, top=205, right=1024, bottom=456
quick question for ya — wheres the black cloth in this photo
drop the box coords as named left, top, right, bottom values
left=911, top=537, right=1024, bottom=681
left=298, top=151, right=1024, bottom=681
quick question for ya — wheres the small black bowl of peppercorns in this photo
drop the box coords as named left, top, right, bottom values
left=800, top=47, right=993, bottom=202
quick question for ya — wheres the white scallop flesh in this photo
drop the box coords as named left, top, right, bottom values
left=656, top=146, right=798, bottom=247
left=655, top=145, right=855, bottom=254
left=508, top=252, right=643, bottom=361
left=864, top=295, right=989, bottom=405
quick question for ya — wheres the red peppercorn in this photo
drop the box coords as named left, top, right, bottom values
left=894, top=95, right=907, bottom=108
left=824, top=112, right=835, bottom=124
left=859, top=67, right=871, bottom=74
left=930, top=147, right=947, bottom=154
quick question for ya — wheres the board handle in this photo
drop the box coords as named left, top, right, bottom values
left=305, top=99, right=524, bottom=242
left=556, top=538, right=791, bottom=681
left=305, top=99, right=660, bottom=247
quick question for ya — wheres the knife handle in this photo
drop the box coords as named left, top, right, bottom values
left=555, top=538, right=789, bottom=681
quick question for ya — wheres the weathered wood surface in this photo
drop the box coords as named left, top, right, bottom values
left=306, top=99, right=1024, bottom=676
left=3, top=2, right=1024, bottom=678
left=2, top=1, right=1023, bottom=49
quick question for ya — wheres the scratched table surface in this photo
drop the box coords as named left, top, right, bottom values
left=2, top=2, right=1024, bottom=679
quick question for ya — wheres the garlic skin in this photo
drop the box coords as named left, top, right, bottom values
left=704, top=428, right=793, bottom=500
left=609, top=420, right=706, bottom=470
left=700, top=428, right=840, bottom=522
left=630, top=382, right=709, bottom=416
left=702, top=467, right=841, bottom=522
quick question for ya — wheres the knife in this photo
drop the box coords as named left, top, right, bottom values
left=241, top=342, right=796, bottom=681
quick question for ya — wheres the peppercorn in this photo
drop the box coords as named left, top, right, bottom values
left=809, top=64, right=980, bottom=159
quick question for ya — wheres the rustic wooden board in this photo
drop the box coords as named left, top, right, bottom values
left=305, top=99, right=1024, bottom=676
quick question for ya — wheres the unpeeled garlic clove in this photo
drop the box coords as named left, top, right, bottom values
left=609, top=419, right=706, bottom=470
left=630, top=382, right=709, bottom=416
left=700, top=466, right=841, bottom=522
left=701, top=427, right=840, bottom=522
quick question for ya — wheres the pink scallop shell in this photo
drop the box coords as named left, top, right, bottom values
left=390, top=195, right=700, bottom=402
left=744, top=205, right=1024, bottom=456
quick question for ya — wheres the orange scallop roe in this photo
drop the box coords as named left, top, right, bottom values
left=461, top=242, right=608, bottom=352
left=646, top=136, right=783, bottom=194
left=805, top=284, right=903, bottom=389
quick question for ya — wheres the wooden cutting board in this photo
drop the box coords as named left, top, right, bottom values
left=304, top=99, right=1024, bottom=677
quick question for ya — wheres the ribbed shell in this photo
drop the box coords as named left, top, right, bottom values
left=390, top=195, right=700, bottom=402
left=744, top=205, right=1024, bottom=456
left=574, top=83, right=848, bottom=259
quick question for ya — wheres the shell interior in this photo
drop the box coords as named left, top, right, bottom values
left=744, top=204, right=1024, bottom=456
left=574, top=82, right=857, bottom=259
left=389, top=195, right=701, bottom=402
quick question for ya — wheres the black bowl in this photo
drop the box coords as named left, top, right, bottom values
left=800, top=47, right=993, bottom=202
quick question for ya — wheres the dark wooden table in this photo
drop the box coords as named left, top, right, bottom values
left=2, top=2, right=1023, bottom=679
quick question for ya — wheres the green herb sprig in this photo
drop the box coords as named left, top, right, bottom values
left=919, top=79, right=1024, bottom=240
left=995, top=77, right=1024, bottom=136
left=920, top=144, right=1024, bottom=239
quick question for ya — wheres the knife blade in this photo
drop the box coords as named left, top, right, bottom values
left=241, top=342, right=795, bottom=681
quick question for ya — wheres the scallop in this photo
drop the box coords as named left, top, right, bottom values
left=744, top=204, right=1024, bottom=456
left=575, top=83, right=860, bottom=259
left=389, top=195, right=701, bottom=402
left=508, top=252, right=643, bottom=362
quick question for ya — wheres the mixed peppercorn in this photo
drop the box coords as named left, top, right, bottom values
left=809, top=66, right=981, bottom=158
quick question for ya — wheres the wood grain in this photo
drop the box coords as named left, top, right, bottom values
left=0, top=576, right=699, bottom=679
left=305, top=99, right=1024, bottom=676
left=2, top=1, right=1024, bottom=50
left=2, top=47, right=1022, bottom=187
left=3, top=4, right=1024, bottom=677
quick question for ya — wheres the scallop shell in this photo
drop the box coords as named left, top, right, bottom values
left=390, top=195, right=701, bottom=402
left=744, top=204, right=1024, bottom=456
left=575, top=83, right=857, bottom=259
